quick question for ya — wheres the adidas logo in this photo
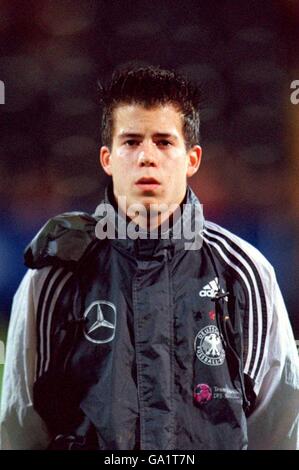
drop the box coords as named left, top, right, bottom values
left=199, top=277, right=227, bottom=300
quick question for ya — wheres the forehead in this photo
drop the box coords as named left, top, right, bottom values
left=112, top=103, right=184, bottom=136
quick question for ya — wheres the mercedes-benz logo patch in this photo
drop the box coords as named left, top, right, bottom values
left=194, top=325, right=225, bottom=366
left=83, top=301, right=116, bottom=344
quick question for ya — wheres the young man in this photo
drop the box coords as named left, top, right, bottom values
left=0, top=66, right=298, bottom=450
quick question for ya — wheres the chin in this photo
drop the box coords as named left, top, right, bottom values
left=138, top=197, right=158, bottom=210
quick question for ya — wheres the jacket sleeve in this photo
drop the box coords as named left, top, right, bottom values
left=247, top=271, right=299, bottom=450
left=0, top=269, right=51, bottom=450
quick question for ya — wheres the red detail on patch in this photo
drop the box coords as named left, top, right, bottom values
left=193, top=384, right=212, bottom=404
left=209, top=310, right=216, bottom=321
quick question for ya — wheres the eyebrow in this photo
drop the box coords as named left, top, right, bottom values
left=117, top=132, right=178, bottom=140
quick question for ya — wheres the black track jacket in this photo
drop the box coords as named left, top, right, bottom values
left=1, top=186, right=298, bottom=450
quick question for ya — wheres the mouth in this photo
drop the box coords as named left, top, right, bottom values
left=135, top=177, right=161, bottom=191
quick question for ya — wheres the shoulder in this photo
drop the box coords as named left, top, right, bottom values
left=12, top=266, right=74, bottom=319
left=24, top=211, right=98, bottom=269
left=203, top=220, right=278, bottom=383
left=203, top=219, right=275, bottom=289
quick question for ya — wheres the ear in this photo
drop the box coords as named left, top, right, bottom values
left=100, top=146, right=112, bottom=176
left=186, top=145, right=202, bottom=178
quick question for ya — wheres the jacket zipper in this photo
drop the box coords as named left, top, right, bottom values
left=164, top=248, right=175, bottom=450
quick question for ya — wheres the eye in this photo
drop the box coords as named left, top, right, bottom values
left=157, top=140, right=172, bottom=147
left=125, top=139, right=139, bottom=146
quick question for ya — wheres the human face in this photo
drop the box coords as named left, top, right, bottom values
left=100, top=103, right=201, bottom=223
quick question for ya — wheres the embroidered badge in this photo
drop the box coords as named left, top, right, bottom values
left=194, top=325, right=225, bottom=366
left=83, top=300, right=116, bottom=344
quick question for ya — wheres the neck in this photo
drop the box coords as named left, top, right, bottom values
left=110, top=187, right=187, bottom=234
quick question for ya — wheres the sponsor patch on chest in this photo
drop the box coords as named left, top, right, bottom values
left=83, top=300, right=117, bottom=344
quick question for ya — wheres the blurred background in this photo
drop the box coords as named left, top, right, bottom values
left=1, top=0, right=299, bottom=390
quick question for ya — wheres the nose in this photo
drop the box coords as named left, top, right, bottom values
left=137, top=143, right=158, bottom=167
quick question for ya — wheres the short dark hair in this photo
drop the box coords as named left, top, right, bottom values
left=98, top=65, right=201, bottom=150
